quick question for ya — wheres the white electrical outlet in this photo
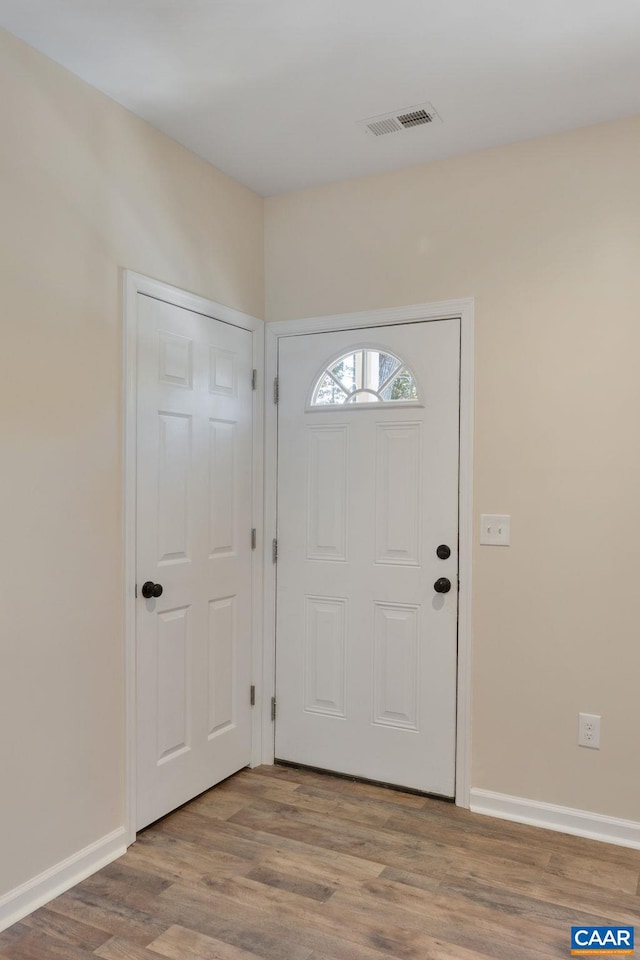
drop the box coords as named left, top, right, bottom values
left=578, top=713, right=601, bottom=749
left=480, top=514, right=510, bottom=545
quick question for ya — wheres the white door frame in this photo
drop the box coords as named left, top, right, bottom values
left=123, top=271, right=264, bottom=845
left=263, top=299, right=474, bottom=807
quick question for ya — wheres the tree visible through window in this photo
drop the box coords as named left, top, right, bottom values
left=311, top=349, right=419, bottom=406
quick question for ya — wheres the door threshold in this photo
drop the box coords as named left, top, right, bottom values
left=273, top=759, right=454, bottom=803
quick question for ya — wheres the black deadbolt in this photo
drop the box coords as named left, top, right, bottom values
left=436, top=544, right=451, bottom=560
left=434, top=577, right=452, bottom=594
left=141, top=581, right=163, bottom=599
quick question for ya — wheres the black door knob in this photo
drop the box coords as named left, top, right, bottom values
left=434, top=577, right=452, bottom=594
left=141, top=581, right=163, bottom=599
left=436, top=544, right=451, bottom=560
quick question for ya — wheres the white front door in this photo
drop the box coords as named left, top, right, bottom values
left=275, top=319, right=460, bottom=796
left=136, top=294, right=253, bottom=830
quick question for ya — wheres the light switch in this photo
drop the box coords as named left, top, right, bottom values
left=480, top=514, right=510, bottom=546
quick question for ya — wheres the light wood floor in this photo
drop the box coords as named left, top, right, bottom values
left=2, top=764, right=639, bottom=960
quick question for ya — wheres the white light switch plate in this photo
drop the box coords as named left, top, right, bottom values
left=480, top=514, right=510, bottom=545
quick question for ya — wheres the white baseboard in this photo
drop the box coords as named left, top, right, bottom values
left=0, top=827, right=127, bottom=933
left=470, top=788, right=640, bottom=850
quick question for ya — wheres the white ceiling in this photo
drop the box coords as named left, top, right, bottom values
left=2, top=0, right=640, bottom=196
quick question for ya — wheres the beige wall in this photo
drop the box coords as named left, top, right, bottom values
left=265, top=116, right=640, bottom=822
left=0, top=27, right=263, bottom=898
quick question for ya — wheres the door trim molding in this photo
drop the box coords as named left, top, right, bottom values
left=264, top=298, right=474, bottom=807
left=123, top=271, right=264, bottom=844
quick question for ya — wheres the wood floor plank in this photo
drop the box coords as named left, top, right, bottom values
left=161, top=877, right=405, bottom=960
left=227, top=800, right=440, bottom=865
left=94, top=937, right=166, bottom=960
left=326, top=882, right=568, bottom=960
left=546, top=850, right=640, bottom=895
left=384, top=808, right=553, bottom=868
left=183, top=790, right=255, bottom=822
left=152, top=880, right=313, bottom=960
left=0, top=925, right=30, bottom=953
left=93, top=861, right=174, bottom=898
left=1, top=764, right=638, bottom=960
left=20, top=908, right=111, bottom=951
left=268, top=787, right=393, bottom=827
left=148, top=923, right=292, bottom=960
left=437, top=851, right=547, bottom=892
left=0, top=930, right=97, bottom=960
left=437, top=871, right=631, bottom=928
left=125, top=831, right=255, bottom=885
left=177, top=811, right=387, bottom=878
left=378, top=865, right=446, bottom=892
left=248, top=847, right=384, bottom=886
left=44, top=890, right=167, bottom=946
left=244, top=864, right=336, bottom=902
left=305, top=946, right=491, bottom=960
left=295, top=781, right=447, bottom=822
left=525, top=873, right=640, bottom=926
left=211, top=773, right=307, bottom=804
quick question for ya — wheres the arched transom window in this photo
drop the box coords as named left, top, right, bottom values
left=311, top=348, right=419, bottom=406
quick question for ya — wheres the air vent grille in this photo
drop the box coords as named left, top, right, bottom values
left=397, top=108, right=433, bottom=128
left=358, top=102, right=441, bottom=138
left=368, top=117, right=402, bottom=137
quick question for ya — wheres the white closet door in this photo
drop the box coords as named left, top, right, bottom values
left=136, top=294, right=253, bottom=829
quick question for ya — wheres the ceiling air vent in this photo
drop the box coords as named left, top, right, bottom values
left=368, top=117, right=403, bottom=136
left=397, top=108, right=432, bottom=128
left=358, top=102, right=441, bottom=137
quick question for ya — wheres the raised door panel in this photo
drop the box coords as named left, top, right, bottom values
left=306, top=425, right=348, bottom=562
left=209, top=419, right=236, bottom=558
left=159, top=331, right=193, bottom=389
left=157, top=413, right=191, bottom=564
left=375, top=422, right=421, bottom=566
left=208, top=596, right=236, bottom=737
left=209, top=347, right=238, bottom=398
left=373, top=602, right=419, bottom=730
left=156, top=606, right=190, bottom=761
left=304, top=596, right=347, bottom=717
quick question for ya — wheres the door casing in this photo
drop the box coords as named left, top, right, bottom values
left=264, top=299, right=474, bottom=807
left=123, top=271, right=264, bottom=844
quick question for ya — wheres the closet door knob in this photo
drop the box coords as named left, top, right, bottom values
left=141, top=581, right=163, bottom=599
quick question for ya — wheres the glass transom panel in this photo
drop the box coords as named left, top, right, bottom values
left=311, top=349, right=419, bottom=406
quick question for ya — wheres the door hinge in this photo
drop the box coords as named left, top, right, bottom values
left=134, top=583, right=138, bottom=598
left=250, top=684, right=256, bottom=706
left=273, top=376, right=279, bottom=405
left=251, top=528, right=257, bottom=550
left=272, top=538, right=278, bottom=563
left=271, top=696, right=277, bottom=722
left=252, top=368, right=257, bottom=391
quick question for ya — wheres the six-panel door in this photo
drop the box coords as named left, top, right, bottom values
left=275, top=320, right=460, bottom=796
left=136, top=295, right=253, bottom=830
